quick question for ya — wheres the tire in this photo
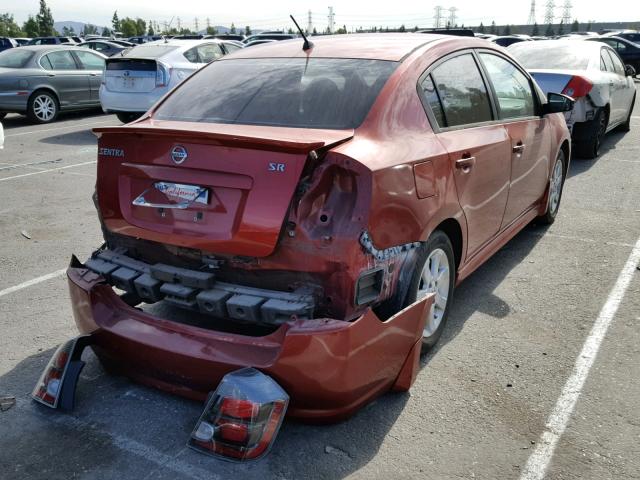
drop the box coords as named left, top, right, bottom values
left=27, top=90, right=59, bottom=124
left=116, top=112, right=143, bottom=124
left=0, top=112, right=6, bottom=120
left=537, top=149, right=567, bottom=225
left=617, top=94, right=635, bottom=133
left=403, top=231, right=456, bottom=351
left=573, top=108, right=607, bottom=159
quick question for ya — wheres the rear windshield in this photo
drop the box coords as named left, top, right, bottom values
left=123, top=44, right=178, bottom=59
left=509, top=44, right=591, bottom=70
left=0, top=49, right=35, bottom=68
left=154, top=58, right=398, bottom=129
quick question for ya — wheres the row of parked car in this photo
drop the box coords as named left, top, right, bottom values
left=0, top=31, right=636, bottom=158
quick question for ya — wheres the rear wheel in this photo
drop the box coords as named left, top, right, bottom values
left=537, top=149, right=567, bottom=225
left=573, top=108, right=607, bottom=159
left=617, top=94, right=635, bottom=133
left=27, top=90, right=59, bottom=124
left=116, top=112, right=143, bottom=124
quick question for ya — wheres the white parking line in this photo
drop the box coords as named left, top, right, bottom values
left=0, top=160, right=96, bottom=182
left=4, top=119, right=114, bottom=138
left=0, top=269, right=66, bottom=299
left=520, top=235, right=640, bottom=480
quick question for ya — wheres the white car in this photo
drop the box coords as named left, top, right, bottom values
left=509, top=40, right=636, bottom=159
left=99, top=39, right=242, bottom=123
left=0, top=120, right=4, bottom=148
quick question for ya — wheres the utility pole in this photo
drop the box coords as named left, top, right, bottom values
left=194, top=17, right=199, bottom=32
left=177, top=17, right=182, bottom=31
left=527, top=0, right=537, bottom=24
left=560, top=0, right=572, bottom=24
left=448, top=7, right=458, bottom=27
left=327, top=6, right=335, bottom=34
left=433, top=6, right=444, bottom=28
left=543, top=0, right=555, bottom=24
left=307, top=10, right=313, bottom=34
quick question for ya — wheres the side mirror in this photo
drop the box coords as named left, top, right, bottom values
left=543, top=92, right=574, bottom=115
left=625, top=64, right=636, bottom=77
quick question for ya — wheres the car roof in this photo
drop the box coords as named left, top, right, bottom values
left=225, top=33, right=455, bottom=61
left=142, top=39, right=224, bottom=48
left=12, top=45, right=79, bottom=52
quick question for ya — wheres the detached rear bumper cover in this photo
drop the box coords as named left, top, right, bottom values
left=67, top=261, right=432, bottom=423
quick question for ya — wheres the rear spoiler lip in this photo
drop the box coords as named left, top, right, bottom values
left=93, top=123, right=355, bottom=154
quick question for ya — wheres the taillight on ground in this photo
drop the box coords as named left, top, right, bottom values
left=32, top=339, right=76, bottom=408
left=562, top=75, right=593, bottom=98
left=188, top=368, right=289, bottom=461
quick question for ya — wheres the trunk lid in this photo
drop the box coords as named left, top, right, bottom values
left=104, top=58, right=159, bottom=93
left=94, top=120, right=353, bottom=257
left=529, top=69, right=585, bottom=96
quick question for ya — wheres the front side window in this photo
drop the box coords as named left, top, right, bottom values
left=197, top=44, right=224, bottom=63
left=74, top=50, right=105, bottom=70
left=154, top=58, right=397, bottom=129
left=42, top=51, right=77, bottom=70
left=480, top=53, right=535, bottom=119
left=428, top=53, right=493, bottom=127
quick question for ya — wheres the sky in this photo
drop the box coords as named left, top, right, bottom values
left=5, top=0, right=640, bottom=31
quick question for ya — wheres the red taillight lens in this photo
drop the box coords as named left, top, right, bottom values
left=32, top=340, right=75, bottom=408
left=188, top=368, right=289, bottom=462
left=562, top=75, right=593, bottom=98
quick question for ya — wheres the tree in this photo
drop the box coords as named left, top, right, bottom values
left=148, top=21, right=154, bottom=36
left=503, top=24, right=511, bottom=35
left=413, top=25, right=418, bottom=32
left=545, top=23, right=555, bottom=37
left=135, top=18, right=146, bottom=35
left=119, top=17, right=137, bottom=37
left=112, top=11, right=120, bottom=32
left=571, top=19, right=579, bottom=32
left=489, top=21, right=496, bottom=34
left=230, top=23, right=236, bottom=34
left=35, top=0, right=55, bottom=36
left=558, top=20, right=564, bottom=35
left=83, top=24, right=98, bottom=35
left=245, top=25, right=251, bottom=36
left=0, top=13, right=24, bottom=36
left=531, top=22, right=539, bottom=36
left=478, top=22, right=485, bottom=33
left=101, top=27, right=111, bottom=36
left=206, top=26, right=217, bottom=35
left=398, top=24, right=406, bottom=32
left=23, top=16, right=39, bottom=37
left=312, top=27, right=317, bottom=35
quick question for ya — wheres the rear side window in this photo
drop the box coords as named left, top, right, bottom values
left=42, top=51, right=77, bottom=70
left=154, top=58, right=397, bottom=129
left=419, top=75, right=446, bottom=127
left=601, top=48, right=615, bottom=72
left=74, top=50, right=105, bottom=69
left=479, top=53, right=535, bottom=119
left=223, top=43, right=241, bottom=54
left=197, top=44, right=224, bottom=63
left=428, top=53, right=493, bottom=127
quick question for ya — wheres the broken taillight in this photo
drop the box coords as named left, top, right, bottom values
left=562, top=75, right=593, bottom=98
left=188, top=368, right=289, bottom=461
left=32, top=339, right=76, bottom=408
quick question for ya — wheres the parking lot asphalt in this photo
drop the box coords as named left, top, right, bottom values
left=0, top=96, right=639, bottom=480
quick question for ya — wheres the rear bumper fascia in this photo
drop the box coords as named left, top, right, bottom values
left=67, top=260, right=432, bottom=423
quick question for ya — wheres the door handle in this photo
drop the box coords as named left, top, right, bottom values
left=513, top=142, right=526, bottom=154
left=455, top=156, right=476, bottom=172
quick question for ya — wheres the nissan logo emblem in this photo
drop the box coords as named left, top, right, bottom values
left=171, top=145, right=188, bottom=164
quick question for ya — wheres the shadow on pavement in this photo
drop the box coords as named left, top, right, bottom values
left=1, top=109, right=108, bottom=130
left=39, top=129, right=97, bottom=146
left=568, top=130, right=627, bottom=179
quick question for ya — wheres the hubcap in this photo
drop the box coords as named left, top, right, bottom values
left=417, top=248, right=450, bottom=337
left=33, top=95, right=55, bottom=121
left=548, top=157, right=563, bottom=215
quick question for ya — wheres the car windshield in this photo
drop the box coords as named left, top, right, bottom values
left=509, top=44, right=591, bottom=70
left=123, top=44, right=179, bottom=59
left=0, top=49, right=35, bottom=68
left=154, top=58, right=398, bottom=129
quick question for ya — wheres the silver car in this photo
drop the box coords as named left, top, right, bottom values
left=0, top=45, right=107, bottom=123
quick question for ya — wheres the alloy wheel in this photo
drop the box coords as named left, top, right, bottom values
left=417, top=248, right=450, bottom=337
left=548, top=156, right=563, bottom=216
left=33, top=95, right=56, bottom=122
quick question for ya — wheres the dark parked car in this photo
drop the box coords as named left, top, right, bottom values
left=127, top=36, right=162, bottom=44
left=586, top=36, right=640, bottom=76
left=0, top=37, right=18, bottom=52
left=78, top=40, right=129, bottom=57
left=211, top=33, right=246, bottom=42
left=13, top=37, right=31, bottom=46
left=0, top=45, right=106, bottom=123
left=492, top=35, right=529, bottom=47
left=602, top=31, right=640, bottom=43
left=242, top=33, right=296, bottom=44
left=27, top=36, right=77, bottom=45
left=36, top=34, right=574, bottom=462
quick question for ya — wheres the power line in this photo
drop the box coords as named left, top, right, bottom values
left=527, top=0, right=537, bottom=24
left=544, top=0, right=555, bottom=24
left=434, top=5, right=444, bottom=28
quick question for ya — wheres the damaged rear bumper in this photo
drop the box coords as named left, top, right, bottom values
left=67, top=259, right=432, bottom=423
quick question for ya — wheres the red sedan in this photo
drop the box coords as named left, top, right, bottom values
left=34, top=33, right=572, bottom=461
